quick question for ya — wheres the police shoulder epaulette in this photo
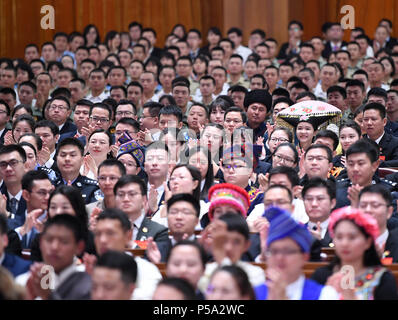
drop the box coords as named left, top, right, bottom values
left=381, top=178, right=397, bottom=187
left=83, top=177, right=99, bottom=185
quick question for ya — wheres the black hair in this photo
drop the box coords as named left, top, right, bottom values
left=305, top=143, right=333, bottom=162
left=159, top=95, right=177, bottom=107
left=363, top=102, right=386, bottom=119
left=171, top=165, right=202, bottom=201
left=302, top=177, right=336, bottom=200
left=159, top=105, right=183, bottom=122
left=296, top=91, right=317, bottom=101
left=96, top=250, right=138, bottom=284
left=268, top=166, right=300, bottom=187
left=327, top=85, right=347, bottom=99
left=210, top=265, right=255, bottom=299
left=359, top=184, right=392, bottom=207
left=12, top=114, right=35, bottom=133
left=339, top=120, right=362, bottom=138
left=269, top=126, right=293, bottom=143
left=21, top=170, right=50, bottom=192
left=89, top=102, right=112, bottom=120
left=97, top=208, right=132, bottom=232
left=0, top=99, right=11, bottom=116
left=224, top=106, right=247, bottom=123
left=273, top=142, right=299, bottom=165
left=0, top=213, right=7, bottom=235
left=265, top=184, right=293, bottom=202
left=272, top=88, right=290, bottom=99
left=142, top=101, right=163, bottom=117
left=167, top=193, right=201, bottom=217
left=114, top=174, right=147, bottom=196
left=19, top=141, right=38, bottom=157
left=250, top=74, right=267, bottom=88
left=42, top=214, right=85, bottom=243
left=11, top=104, right=32, bottom=119
left=127, top=80, right=143, bottom=93
left=379, top=56, right=395, bottom=78
left=345, top=79, right=365, bottom=92
left=155, top=277, right=197, bottom=300
left=367, top=88, right=388, bottom=102
left=346, top=139, right=379, bottom=163
left=0, top=87, right=17, bottom=100
left=83, top=24, right=101, bottom=45
left=88, top=129, right=113, bottom=147
left=218, top=212, right=250, bottom=240
left=56, top=137, right=84, bottom=157
left=166, top=240, right=207, bottom=268
left=314, top=130, right=339, bottom=151
left=48, top=185, right=89, bottom=228
left=16, top=63, right=34, bottom=81
left=0, top=144, right=26, bottom=163
left=34, top=119, right=60, bottom=136
left=219, top=38, right=235, bottom=49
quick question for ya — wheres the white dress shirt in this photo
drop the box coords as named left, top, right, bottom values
left=308, top=218, right=330, bottom=239
left=286, top=275, right=339, bottom=300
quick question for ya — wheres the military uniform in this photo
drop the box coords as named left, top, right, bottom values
left=52, top=174, right=99, bottom=204
left=335, top=176, right=398, bottom=209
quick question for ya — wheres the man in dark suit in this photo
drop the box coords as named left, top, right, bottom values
left=0, top=145, right=28, bottom=230
left=362, top=102, right=398, bottom=167
left=0, top=214, right=31, bottom=277
left=114, top=174, right=169, bottom=249
left=22, top=215, right=91, bottom=300
left=46, top=96, right=77, bottom=136
left=34, top=120, right=60, bottom=170
left=142, top=28, right=163, bottom=60
left=0, top=99, right=10, bottom=145
left=322, top=23, right=347, bottom=59
left=302, top=178, right=336, bottom=248
left=358, top=184, right=398, bottom=263
left=146, top=193, right=200, bottom=263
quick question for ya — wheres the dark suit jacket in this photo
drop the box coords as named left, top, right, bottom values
left=369, top=133, right=398, bottom=167
left=59, top=120, right=78, bottom=136
left=135, top=217, right=169, bottom=245
left=150, top=47, right=163, bottom=60
left=49, top=271, right=91, bottom=300
left=2, top=253, right=31, bottom=277
left=322, top=41, right=348, bottom=59
left=385, top=120, right=398, bottom=138
left=0, top=184, right=27, bottom=230
left=6, top=230, right=22, bottom=256
left=385, top=228, right=398, bottom=263
left=0, top=128, right=10, bottom=145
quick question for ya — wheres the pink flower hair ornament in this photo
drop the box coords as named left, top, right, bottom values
left=328, top=206, right=380, bottom=242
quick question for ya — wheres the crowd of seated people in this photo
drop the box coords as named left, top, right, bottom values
left=1, top=18, right=398, bottom=300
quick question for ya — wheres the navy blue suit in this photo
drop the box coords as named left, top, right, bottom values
left=2, top=253, right=31, bottom=277
left=59, top=120, right=77, bottom=136
left=0, top=184, right=27, bottom=230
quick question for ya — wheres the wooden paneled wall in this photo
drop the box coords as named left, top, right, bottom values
left=0, top=0, right=224, bottom=59
left=1, top=0, right=398, bottom=59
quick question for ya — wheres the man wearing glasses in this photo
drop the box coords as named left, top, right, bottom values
left=16, top=171, right=53, bottom=249
left=300, top=144, right=334, bottom=185
left=0, top=145, right=28, bottom=230
left=46, top=96, right=77, bottom=136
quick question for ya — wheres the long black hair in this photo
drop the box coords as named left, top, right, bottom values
left=187, top=146, right=214, bottom=200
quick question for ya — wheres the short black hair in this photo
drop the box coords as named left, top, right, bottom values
left=250, top=28, right=266, bottom=39
left=314, top=130, right=339, bottom=151
left=367, top=88, right=388, bottom=102
left=42, top=214, right=86, bottom=243
left=96, top=250, right=138, bottom=284
left=167, top=193, right=200, bottom=217
left=34, top=119, right=60, bottom=136
left=363, top=102, right=386, bottom=119
left=0, top=144, right=26, bottom=162
left=345, top=79, right=365, bottom=92
left=268, top=166, right=300, bottom=187
left=219, top=38, right=235, bottom=49
left=302, top=177, right=336, bottom=200
left=142, top=101, right=163, bottom=117
left=305, top=143, right=333, bottom=162
left=21, top=170, right=50, bottom=192
left=90, top=102, right=112, bottom=119
left=0, top=99, right=11, bottom=116
left=359, top=184, right=392, bottom=206
left=289, top=20, right=303, bottom=30
left=327, top=85, right=347, bottom=99
left=272, top=88, right=290, bottom=99
left=224, top=106, right=247, bottom=123
left=97, top=208, right=131, bottom=232
left=156, top=277, right=197, bottom=300
left=56, top=137, right=84, bottom=156
left=113, top=174, right=147, bottom=196
left=98, top=158, right=126, bottom=177
left=218, top=212, right=250, bottom=240
left=159, top=105, right=183, bottom=122
left=346, top=139, right=379, bottom=163
left=265, top=184, right=293, bottom=202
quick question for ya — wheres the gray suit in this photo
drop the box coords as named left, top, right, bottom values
left=49, top=271, right=91, bottom=300
left=135, top=217, right=169, bottom=244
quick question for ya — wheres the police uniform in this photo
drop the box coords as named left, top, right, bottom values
left=53, top=174, right=99, bottom=204
left=335, top=176, right=398, bottom=209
